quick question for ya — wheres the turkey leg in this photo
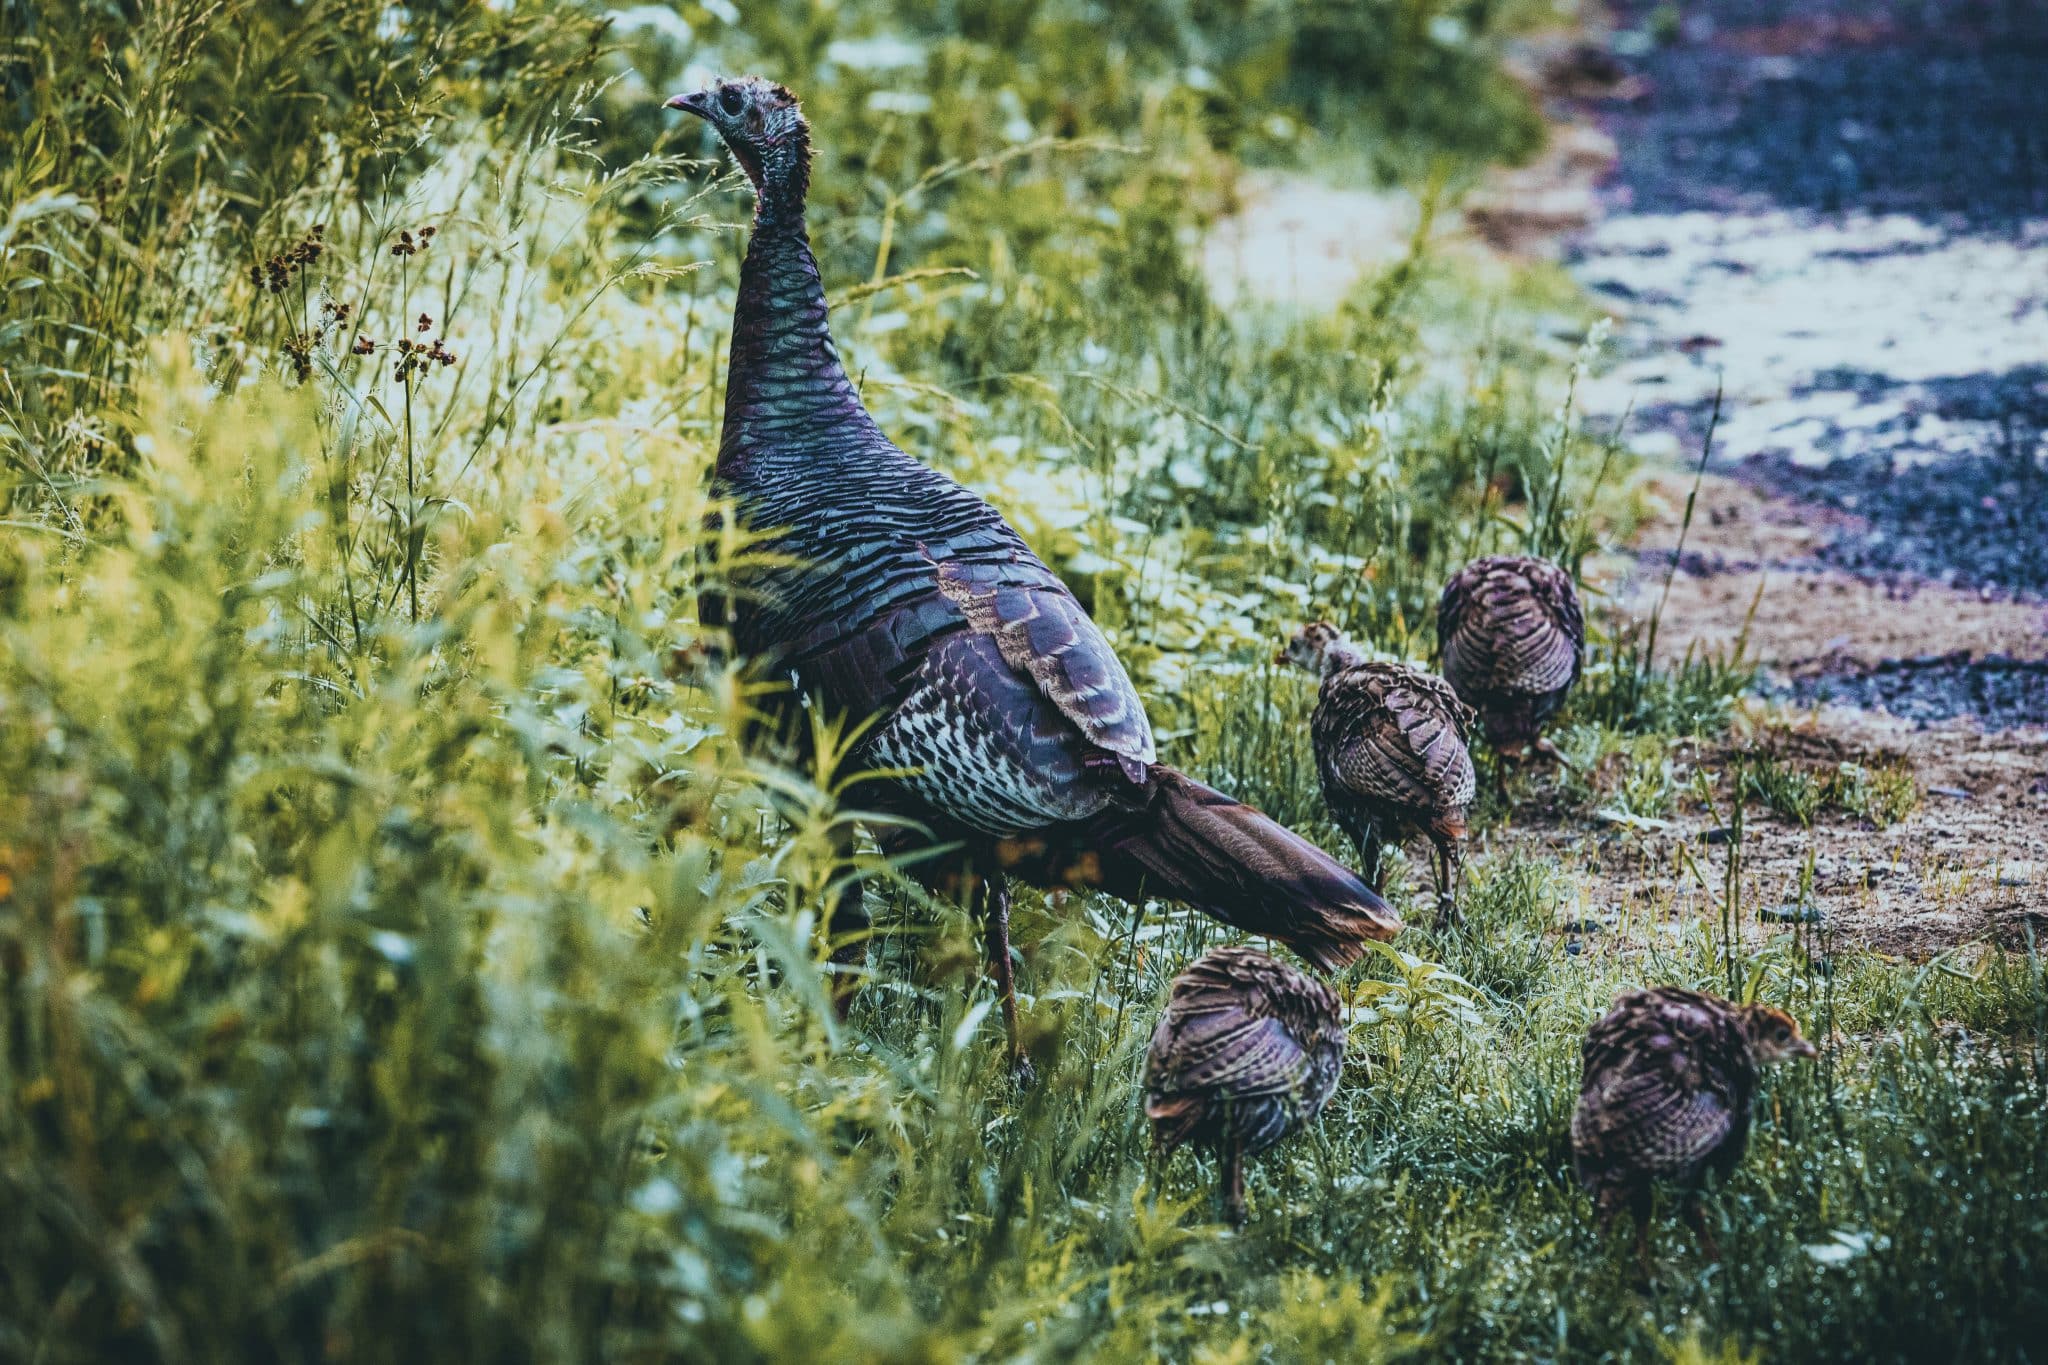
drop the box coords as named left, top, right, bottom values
left=1222, top=1140, right=1247, bottom=1226
left=1431, top=838, right=1464, bottom=932
left=1350, top=824, right=1385, bottom=895
left=977, top=872, right=1033, bottom=1086
left=1682, top=1198, right=1722, bottom=1263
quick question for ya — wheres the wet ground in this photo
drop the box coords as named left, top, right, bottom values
left=1564, top=0, right=2048, bottom=952
left=1786, top=652, right=2048, bottom=729
left=1572, top=0, right=2039, bottom=618
left=1575, top=0, right=2048, bottom=721
left=1598, top=0, right=2048, bottom=223
left=1745, top=438, right=2048, bottom=597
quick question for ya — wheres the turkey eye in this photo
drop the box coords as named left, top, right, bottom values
left=1775, top=1028, right=1790, bottom=1043
left=717, top=86, right=745, bottom=116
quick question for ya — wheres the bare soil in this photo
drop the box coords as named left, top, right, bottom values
left=1531, top=718, right=2048, bottom=958
left=1616, top=470, right=2048, bottom=956
left=1200, top=170, right=1420, bottom=311
left=1530, top=0, right=2048, bottom=959
left=1611, top=472, right=2048, bottom=675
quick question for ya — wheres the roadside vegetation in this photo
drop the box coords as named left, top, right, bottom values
left=2, top=1, right=2042, bottom=1359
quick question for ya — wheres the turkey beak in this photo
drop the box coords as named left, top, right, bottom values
left=665, top=90, right=715, bottom=120
left=1793, top=1038, right=1819, bottom=1060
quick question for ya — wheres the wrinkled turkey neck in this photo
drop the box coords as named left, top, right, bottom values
left=718, top=196, right=873, bottom=477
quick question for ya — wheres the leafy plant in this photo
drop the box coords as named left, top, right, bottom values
left=1352, top=940, right=1490, bottom=1035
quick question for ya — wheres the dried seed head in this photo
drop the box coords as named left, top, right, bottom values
left=281, top=330, right=314, bottom=383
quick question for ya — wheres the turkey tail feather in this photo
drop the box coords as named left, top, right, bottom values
left=1092, top=766, right=1402, bottom=971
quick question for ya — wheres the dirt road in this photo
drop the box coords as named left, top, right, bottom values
left=1575, top=0, right=2048, bottom=954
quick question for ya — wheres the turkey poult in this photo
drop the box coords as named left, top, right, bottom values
left=1143, top=946, right=1346, bottom=1226
left=1279, top=623, right=1476, bottom=930
left=666, top=78, right=1399, bottom=1076
left=1436, top=555, right=1585, bottom=762
left=1572, top=986, right=1818, bottom=1261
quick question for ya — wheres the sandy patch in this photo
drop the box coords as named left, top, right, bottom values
left=1200, top=170, right=1421, bottom=311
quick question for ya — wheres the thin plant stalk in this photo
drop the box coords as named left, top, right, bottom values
left=1644, top=379, right=1723, bottom=674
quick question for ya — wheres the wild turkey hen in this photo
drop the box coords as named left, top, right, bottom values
left=1279, top=623, right=1476, bottom=930
left=1436, top=555, right=1584, bottom=761
left=1143, top=945, right=1346, bottom=1225
left=1572, top=986, right=1817, bottom=1261
left=667, top=78, right=1399, bottom=1073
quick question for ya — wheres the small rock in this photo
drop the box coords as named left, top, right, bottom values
left=1999, top=862, right=2036, bottom=888
left=1702, top=825, right=1735, bottom=845
left=1928, top=786, right=1972, bottom=799
left=1759, top=902, right=1826, bottom=924
left=1559, top=918, right=1606, bottom=934
left=1565, top=937, right=1585, bottom=957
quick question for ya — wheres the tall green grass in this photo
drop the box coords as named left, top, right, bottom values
left=4, top=1, right=2045, bottom=1361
